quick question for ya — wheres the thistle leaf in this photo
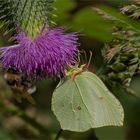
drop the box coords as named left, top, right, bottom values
left=93, top=6, right=140, bottom=32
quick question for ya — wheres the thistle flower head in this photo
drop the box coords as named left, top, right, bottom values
left=0, top=28, right=78, bottom=78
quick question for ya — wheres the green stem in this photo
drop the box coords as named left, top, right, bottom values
left=55, top=129, right=63, bottom=140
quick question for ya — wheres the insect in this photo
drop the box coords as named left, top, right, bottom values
left=52, top=51, right=124, bottom=132
left=4, top=68, right=36, bottom=104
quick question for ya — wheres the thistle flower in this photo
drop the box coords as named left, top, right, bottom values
left=0, top=28, right=78, bottom=78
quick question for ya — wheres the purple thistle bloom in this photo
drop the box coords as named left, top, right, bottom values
left=0, top=28, right=78, bottom=78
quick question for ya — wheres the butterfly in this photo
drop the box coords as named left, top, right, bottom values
left=52, top=51, right=124, bottom=132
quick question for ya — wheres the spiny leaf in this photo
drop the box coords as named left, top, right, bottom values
left=121, top=2, right=140, bottom=19
left=93, top=6, right=140, bottom=32
left=93, top=4, right=140, bottom=88
left=0, top=0, right=15, bottom=36
left=102, top=27, right=140, bottom=87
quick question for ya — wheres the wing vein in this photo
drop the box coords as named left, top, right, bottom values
left=74, top=79, right=94, bottom=126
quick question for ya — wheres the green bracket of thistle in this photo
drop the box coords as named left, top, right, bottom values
left=0, top=0, right=55, bottom=38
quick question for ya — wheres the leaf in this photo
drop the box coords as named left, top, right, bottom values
left=93, top=5, right=140, bottom=32
left=53, top=0, right=76, bottom=24
left=52, top=71, right=124, bottom=132
left=71, top=8, right=113, bottom=42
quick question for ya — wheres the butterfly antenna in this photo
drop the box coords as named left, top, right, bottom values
left=79, top=49, right=87, bottom=65
left=77, top=50, right=81, bottom=64
left=87, top=51, right=92, bottom=69
left=83, top=50, right=87, bottom=64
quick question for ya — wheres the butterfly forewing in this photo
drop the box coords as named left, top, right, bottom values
left=76, top=72, right=124, bottom=127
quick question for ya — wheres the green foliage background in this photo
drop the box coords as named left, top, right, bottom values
left=1, top=0, right=140, bottom=140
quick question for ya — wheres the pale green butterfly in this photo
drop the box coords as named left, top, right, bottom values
left=52, top=51, right=124, bottom=132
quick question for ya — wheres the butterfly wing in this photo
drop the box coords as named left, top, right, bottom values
left=76, top=71, right=124, bottom=128
left=52, top=71, right=124, bottom=132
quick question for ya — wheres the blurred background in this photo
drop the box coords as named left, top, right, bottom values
left=1, top=0, right=140, bottom=140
